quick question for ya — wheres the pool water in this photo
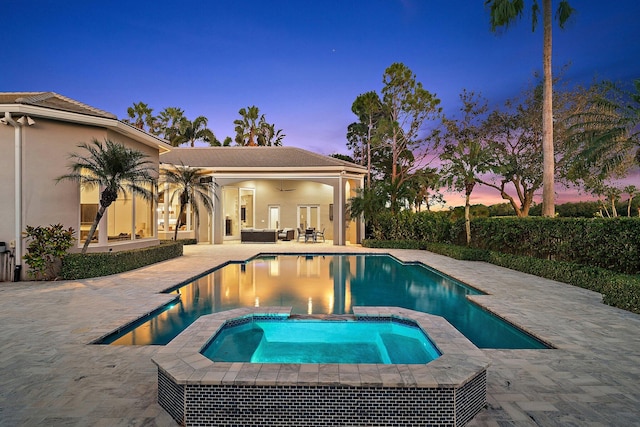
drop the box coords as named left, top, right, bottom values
left=101, top=254, right=548, bottom=349
left=201, top=319, right=442, bottom=364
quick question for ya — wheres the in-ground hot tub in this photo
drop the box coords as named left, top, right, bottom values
left=152, top=307, right=490, bottom=427
left=201, top=317, right=441, bottom=365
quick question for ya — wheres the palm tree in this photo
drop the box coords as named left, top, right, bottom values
left=157, top=107, right=185, bottom=142
left=125, top=102, right=155, bottom=131
left=234, top=106, right=262, bottom=146
left=348, top=185, right=388, bottom=239
left=257, top=122, right=286, bottom=146
left=174, top=116, right=215, bottom=147
left=57, top=139, right=156, bottom=253
left=487, top=0, right=575, bottom=217
left=406, top=168, right=440, bottom=212
left=569, top=80, right=640, bottom=181
left=624, top=185, right=637, bottom=217
left=161, top=163, right=215, bottom=241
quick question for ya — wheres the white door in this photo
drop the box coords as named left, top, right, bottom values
left=268, top=206, right=280, bottom=229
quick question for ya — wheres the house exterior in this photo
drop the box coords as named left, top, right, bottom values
left=0, top=92, right=172, bottom=281
left=158, top=147, right=366, bottom=245
left=0, top=92, right=367, bottom=281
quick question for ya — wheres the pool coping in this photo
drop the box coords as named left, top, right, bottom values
left=152, top=306, right=490, bottom=388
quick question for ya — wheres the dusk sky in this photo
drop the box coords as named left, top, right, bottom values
left=4, top=1, right=640, bottom=207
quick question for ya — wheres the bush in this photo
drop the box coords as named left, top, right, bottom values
left=372, top=210, right=452, bottom=243
left=450, top=217, right=640, bottom=275
left=425, top=242, right=640, bottom=314
left=60, top=241, right=183, bottom=280
left=23, top=224, right=75, bottom=280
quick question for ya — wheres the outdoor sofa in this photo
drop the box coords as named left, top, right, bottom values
left=241, top=229, right=278, bottom=243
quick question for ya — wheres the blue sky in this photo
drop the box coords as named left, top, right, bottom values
left=4, top=1, right=640, bottom=205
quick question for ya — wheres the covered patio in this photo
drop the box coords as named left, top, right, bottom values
left=159, top=147, right=367, bottom=245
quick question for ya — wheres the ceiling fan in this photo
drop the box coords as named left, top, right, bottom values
left=276, top=180, right=296, bottom=192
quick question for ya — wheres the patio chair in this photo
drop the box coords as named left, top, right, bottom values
left=297, top=227, right=305, bottom=242
left=304, top=228, right=315, bottom=243
left=315, top=227, right=325, bottom=242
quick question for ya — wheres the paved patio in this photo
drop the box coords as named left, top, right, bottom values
left=0, top=242, right=639, bottom=426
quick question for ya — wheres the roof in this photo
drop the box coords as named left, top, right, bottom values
left=0, top=92, right=117, bottom=119
left=0, top=92, right=172, bottom=153
left=160, top=147, right=366, bottom=171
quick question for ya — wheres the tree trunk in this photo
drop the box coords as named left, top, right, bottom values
left=82, top=207, right=106, bottom=254
left=173, top=204, right=186, bottom=241
left=541, top=0, right=555, bottom=217
left=628, top=197, right=633, bottom=217
left=367, top=119, right=372, bottom=189
left=464, top=193, right=471, bottom=246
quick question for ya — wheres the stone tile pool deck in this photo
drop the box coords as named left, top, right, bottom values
left=0, top=243, right=639, bottom=426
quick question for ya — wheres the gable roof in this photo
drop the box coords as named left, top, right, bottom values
left=160, top=147, right=366, bottom=172
left=0, top=92, right=172, bottom=153
left=0, top=92, right=117, bottom=119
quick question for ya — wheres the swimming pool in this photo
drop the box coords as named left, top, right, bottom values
left=201, top=318, right=441, bottom=364
left=100, top=253, right=549, bottom=349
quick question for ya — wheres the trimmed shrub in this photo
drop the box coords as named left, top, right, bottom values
left=373, top=210, right=452, bottom=243
left=450, top=217, right=640, bottom=275
left=362, top=239, right=427, bottom=250
left=60, top=241, right=183, bottom=280
left=425, top=242, right=640, bottom=314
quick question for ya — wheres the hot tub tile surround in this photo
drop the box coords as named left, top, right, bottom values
left=152, top=306, right=490, bottom=426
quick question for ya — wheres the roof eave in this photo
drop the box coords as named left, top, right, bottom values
left=158, top=164, right=366, bottom=174
left=0, top=103, right=172, bottom=153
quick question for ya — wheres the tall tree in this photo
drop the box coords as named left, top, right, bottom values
left=56, top=139, right=155, bottom=253
left=378, top=63, right=441, bottom=213
left=174, top=116, right=216, bottom=147
left=348, top=91, right=383, bottom=188
left=487, top=0, right=575, bottom=217
left=481, top=79, right=585, bottom=216
left=124, top=102, right=155, bottom=131
left=439, top=91, right=494, bottom=244
left=161, top=164, right=215, bottom=241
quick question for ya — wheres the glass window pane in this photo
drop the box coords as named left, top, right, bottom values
left=135, top=185, right=154, bottom=239
left=107, top=193, right=133, bottom=241
left=80, top=184, right=99, bottom=243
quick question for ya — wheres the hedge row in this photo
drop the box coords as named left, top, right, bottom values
left=373, top=210, right=452, bottom=242
left=361, top=239, right=427, bottom=250
left=424, top=242, right=640, bottom=314
left=451, top=217, right=640, bottom=275
left=372, top=213, right=640, bottom=275
left=60, top=241, right=183, bottom=280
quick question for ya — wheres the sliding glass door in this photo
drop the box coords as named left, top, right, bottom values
left=298, top=205, right=319, bottom=230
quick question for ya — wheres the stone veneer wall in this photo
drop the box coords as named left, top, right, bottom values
left=153, top=307, right=489, bottom=427
left=158, top=369, right=486, bottom=426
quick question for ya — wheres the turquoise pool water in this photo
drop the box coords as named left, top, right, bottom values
left=101, top=254, right=548, bottom=349
left=201, top=319, right=441, bottom=364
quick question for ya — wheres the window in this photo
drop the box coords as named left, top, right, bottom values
left=80, top=185, right=99, bottom=242
left=80, top=183, right=155, bottom=245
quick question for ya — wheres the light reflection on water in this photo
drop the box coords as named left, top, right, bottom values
left=107, top=254, right=547, bottom=349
